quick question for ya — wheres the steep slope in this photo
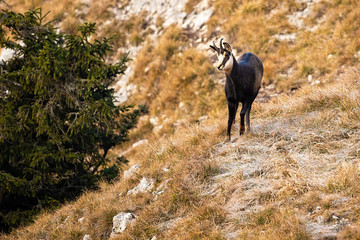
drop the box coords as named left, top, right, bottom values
left=6, top=0, right=360, bottom=141
left=2, top=0, right=360, bottom=239
left=3, top=68, right=359, bottom=239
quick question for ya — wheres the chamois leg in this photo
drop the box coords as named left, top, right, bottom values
left=227, top=102, right=237, bottom=140
left=246, top=102, right=253, bottom=133
left=233, top=103, right=239, bottom=127
left=239, top=102, right=250, bottom=135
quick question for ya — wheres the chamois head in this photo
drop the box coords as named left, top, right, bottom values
left=210, top=38, right=233, bottom=72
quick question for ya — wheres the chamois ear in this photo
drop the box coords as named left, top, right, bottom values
left=223, top=42, right=232, bottom=53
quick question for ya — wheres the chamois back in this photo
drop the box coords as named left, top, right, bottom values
left=238, top=52, right=263, bottom=94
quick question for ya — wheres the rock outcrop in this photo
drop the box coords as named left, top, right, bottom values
left=127, top=177, right=154, bottom=195
left=123, top=164, right=142, bottom=180
left=110, top=212, right=136, bottom=238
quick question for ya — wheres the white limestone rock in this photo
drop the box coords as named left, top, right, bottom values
left=127, top=177, right=154, bottom=195
left=183, top=8, right=213, bottom=30
left=83, top=234, right=91, bottom=240
left=110, top=213, right=136, bottom=238
left=273, top=33, right=297, bottom=41
left=132, top=139, right=149, bottom=148
left=149, top=117, right=159, bottom=126
left=123, top=164, right=141, bottom=180
left=78, top=217, right=85, bottom=224
left=152, top=179, right=171, bottom=198
left=0, top=48, right=15, bottom=62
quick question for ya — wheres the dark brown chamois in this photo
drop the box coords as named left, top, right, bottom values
left=210, top=38, right=263, bottom=140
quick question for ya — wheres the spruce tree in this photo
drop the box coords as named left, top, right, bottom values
left=0, top=8, right=144, bottom=231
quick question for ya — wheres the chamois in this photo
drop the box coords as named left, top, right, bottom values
left=210, top=38, right=263, bottom=140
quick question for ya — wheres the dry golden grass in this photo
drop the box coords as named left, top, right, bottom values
left=10, top=0, right=82, bottom=30
left=8, top=0, right=360, bottom=141
left=3, top=68, right=360, bottom=239
left=3, top=1, right=360, bottom=239
left=254, top=68, right=360, bottom=117
left=113, top=0, right=360, bottom=147
left=208, top=0, right=360, bottom=91
left=127, top=25, right=225, bottom=139
left=184, top=0, right=202, bottom=14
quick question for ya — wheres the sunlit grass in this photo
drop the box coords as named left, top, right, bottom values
left=4, top=0, right=360, bottom=239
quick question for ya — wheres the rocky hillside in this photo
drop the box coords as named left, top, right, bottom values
left=2, top=0, right=360, bottom=239
left=3, top=68, right=360, bottom=240
left=6, top=0, right=360, bottom=141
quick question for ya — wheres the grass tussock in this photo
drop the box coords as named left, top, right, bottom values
left=237, top=208, right=309, bottom=240
left=254, top=68, right=360, bottom=118
left=327, top=162, right=360, bottom=196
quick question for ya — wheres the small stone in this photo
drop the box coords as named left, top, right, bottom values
left=198, top=115, right=209, bottom=122
left=127, top=177, right=154, bottom=195
left=78, top=217, right=85, bottom=224
left=150, top=117, right=159, bottom=126
left=152, top=179, right=171, bottom=198
left=132, top=139, right=149, bottom=148
left=144, top=66, right=150, bottom=73
left=354, top=51, right=360, bottom=58
left=83, top=234, right=91, bottom=240
left=0, top=48, right=15, bottom=62
left=308, top=74, right=313, bottom=82
left=274, top=33, right=297, bottom=41
left=123, top=164, right=141, bottom=180
left=110, top=213, right=136, bottom=238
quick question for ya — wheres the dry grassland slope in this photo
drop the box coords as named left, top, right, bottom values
left=2, top=0, right=360, bottom=239
left=3, top=68, right=360, bottom=239
left=6, top=0, right=360, bottom=140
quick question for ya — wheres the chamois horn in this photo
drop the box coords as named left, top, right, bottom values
left=220, top=38, right=224, bottom=52
left=212, top=40, right=219, bottom=52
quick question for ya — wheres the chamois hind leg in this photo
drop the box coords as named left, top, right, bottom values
left=239, top=102, right=251, bottom=135
left=227, top=102, right=237, bottom=140
left=246, top=102, right=253, bottom=133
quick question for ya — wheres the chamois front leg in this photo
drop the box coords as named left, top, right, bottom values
left=239, top=102, right=250, bottom=135
left=233, top=103, right=239, bottom=127
left=227, top=102, right=237, bottom=141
